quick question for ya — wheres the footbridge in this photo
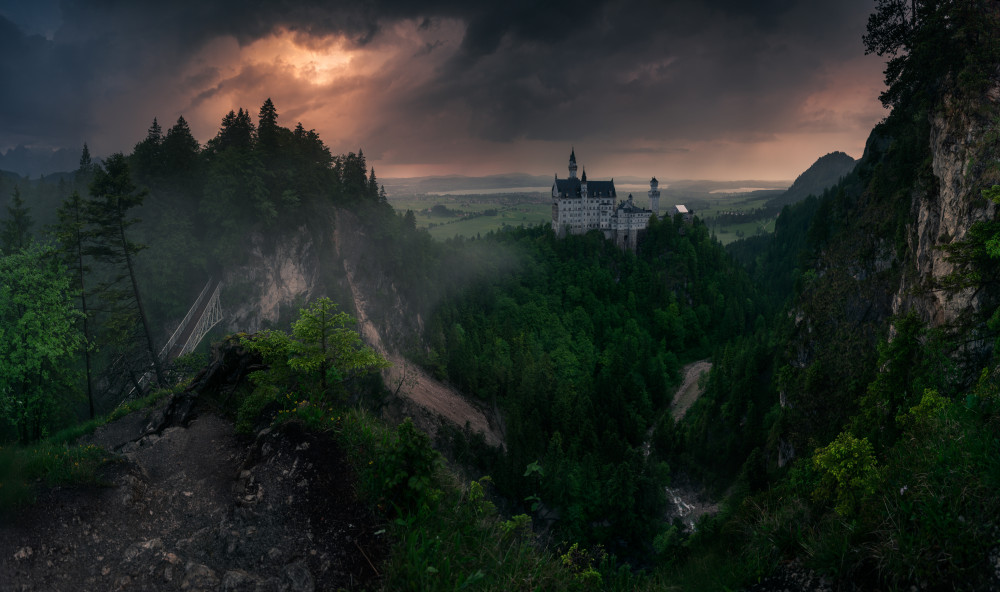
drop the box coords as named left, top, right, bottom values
left=120, top=277, right=224, bottom=403
left=159, top=277, right=224, bottom=362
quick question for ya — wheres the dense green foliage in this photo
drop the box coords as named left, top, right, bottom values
left=660, top=3, right=1000, bottom=589
left=421, top=216, right=760, bottom=555
left=238, top=298, right=389, bottom=432
left=0, top=245, right=82, bottom=442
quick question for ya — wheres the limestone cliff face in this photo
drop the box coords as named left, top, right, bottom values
left=217, top=208, right=418, bottom=348
left=893, top=82, right=1000, bottom=329
left=222, top=224, right=326, bottom=333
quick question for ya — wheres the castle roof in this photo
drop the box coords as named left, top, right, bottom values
left=554, top=177, right=616, bottom=198
left=616, top=196, right=650, bottom=214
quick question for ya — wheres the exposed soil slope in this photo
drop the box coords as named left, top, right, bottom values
left=670, top=360, right=712, bottom=421
left=334, top=213, right=504, bottom=449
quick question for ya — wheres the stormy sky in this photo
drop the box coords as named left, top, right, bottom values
left=0, top=0, right=886, bottom=181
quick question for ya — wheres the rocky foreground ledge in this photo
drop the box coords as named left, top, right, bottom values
left=0, top=372, right=386, bottom=591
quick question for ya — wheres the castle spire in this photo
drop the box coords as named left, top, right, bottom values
left=569, top=148, right=578, bottom=179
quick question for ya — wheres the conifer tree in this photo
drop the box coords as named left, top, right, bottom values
left=257, top=98, right=280, bottom=155
left=368, top=167, right=379, bottom=200
left=163, top=116, right=200, bottom=168
left=53, top=191, right=96, bottom=418
left=207, top=108, right=256, bottom=153
left=85, top=153, right=165, bottom=389
left=1, top=186, right=33, bottom=254
left=132, top=117, right=166, bottom=181
left=76, top=143, right=95, bottom=190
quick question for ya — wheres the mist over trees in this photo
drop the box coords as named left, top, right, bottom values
left=0, top=97, right=390, bottom=439
left=1, top=3, right=999, bottom=582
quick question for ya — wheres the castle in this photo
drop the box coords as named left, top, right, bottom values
left=550, top=149, right=660, bottom=250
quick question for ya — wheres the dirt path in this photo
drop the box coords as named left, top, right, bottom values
left=0, top=400, right=383, bottom=591
left=670, top=360, right=712, bottom=421
left=334, top=216, right=504, bottom=449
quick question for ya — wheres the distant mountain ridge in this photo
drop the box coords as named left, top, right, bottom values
left=766, top=151, right=857, bottom=208
left=382, top=174, right=791, bottom=197
left=0, top=145, right=80, bottom=178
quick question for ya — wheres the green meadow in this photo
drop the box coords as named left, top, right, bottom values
left=387, top=188, right=784, bottom=244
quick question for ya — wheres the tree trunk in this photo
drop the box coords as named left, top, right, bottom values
left=117, top=200, right=165, bottom=388
left=74, top=207, right=95, bottom=418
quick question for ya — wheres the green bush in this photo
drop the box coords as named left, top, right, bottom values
left=811, top=432, right=878, bottom=518
left=377, top=418, right=442, bottom=514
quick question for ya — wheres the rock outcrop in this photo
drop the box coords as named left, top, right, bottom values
left=223, top=223, right=326, bottom=333
left=893, top=83, right=1000, bottom=329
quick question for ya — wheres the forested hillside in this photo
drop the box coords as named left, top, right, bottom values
left=664, top=2, right=1000, bottom=589
left=763, top=151, right=857, bottom=209
left=421, top=217, right=760, bottom=555
left=0, top=100, right=392, bottom=433
left=3, top=1, right=1000, bottom=590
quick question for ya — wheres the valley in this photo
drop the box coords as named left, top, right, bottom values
left=2, top=3, right=1000, bottom=590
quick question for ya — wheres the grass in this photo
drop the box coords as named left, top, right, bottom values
left=696, top=192, right=780, bottom=245
left=388, top=193, right=553, bottom=241
left=0, top=441, right=114, bottom=516
left=427, top=204, right=552, bottom=241
left=388, top=190, right=783, bottom=244
left=0, top=386, right=173, bottom=518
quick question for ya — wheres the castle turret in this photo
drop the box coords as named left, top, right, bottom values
left=648, top=176, right=660, bottom=217
left=569, top=148, right=578, bottom=179
left=581, top=167, right=587, bottom=197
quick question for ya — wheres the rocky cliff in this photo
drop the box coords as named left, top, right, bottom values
left=222, top=213, right=337, bottom=333
left=214, top=206, right=504, bottom=448
left=894, top=82, right=1000, bottom=330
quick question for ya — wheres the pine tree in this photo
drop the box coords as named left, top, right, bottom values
left=1, top=186, right=33, bottom=254
left=79, top=143, right=92, bottom=170
left=132, top=117, right=166, bottom=181
left=53, top=191, right=96, bottom=418
left=76, top=143, right=95, bottom=190
left=85, top=153, right=165, bottom=389
left=339, top=150, right=369, bottom=198
left=368, top=167, right=379, bottom=200
left=207, top=108, right=256, bottom=153
left=163, top=116, right=202, bottom=179
left=257, top=98, right=279, bottom=154
left=146, top=117, right=163, bottom=143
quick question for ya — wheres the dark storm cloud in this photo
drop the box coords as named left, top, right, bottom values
left=412, top=0, right=875, bottom=143
left=0, top=0, right=881, bottom=176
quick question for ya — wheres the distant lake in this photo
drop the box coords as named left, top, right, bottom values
left=709, top=187, right=778, bottom=194
left=426, top=187, right=551, bottom=195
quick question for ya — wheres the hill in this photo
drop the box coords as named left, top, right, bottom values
left=0, top=145, right=79, bottom=178
left=764, top=151, right=857, bottom=208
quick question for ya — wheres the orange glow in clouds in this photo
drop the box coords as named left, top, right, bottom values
left=172, top=21, right=884, bottom=181
left=242, top=31, right=356, bottom=86
left=179, top=20, right=466, bottom=174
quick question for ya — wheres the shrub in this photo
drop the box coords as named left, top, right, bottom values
left=811, top=432, right=878, bottom=518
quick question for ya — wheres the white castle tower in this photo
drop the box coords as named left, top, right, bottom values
left=648, top=177, right=660, bottom=217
